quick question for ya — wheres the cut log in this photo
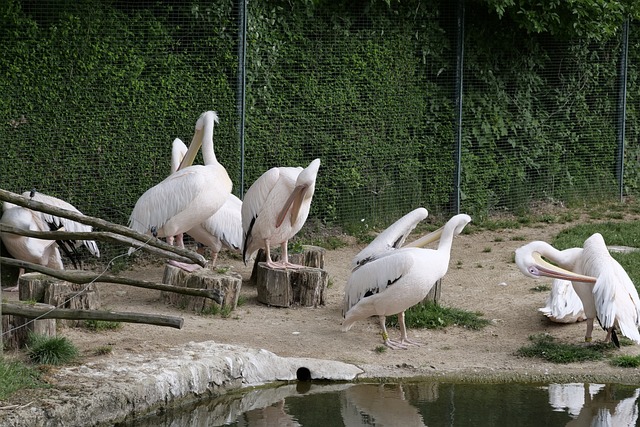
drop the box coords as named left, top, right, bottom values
left=2, top=302, right=183, bottom=329
left=421, top=278, right=442, bottom=305
left=18, top=272, right=100, bottom=327
left=249, top=245, right=326, bottom=285
left=255, top=263, right=327, bottom=308
left=1, top=303, right=56, bottom=350
left=162, top=265, right=242, bottom=312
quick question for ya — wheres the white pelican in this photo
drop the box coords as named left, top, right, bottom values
left=342, top=213, right=471, bottom=349
left=515, top=233, right=640, bottom=346
left=241, top=158, right=321, bottom=269
left=351, top=207, right=429, bottom=271
left=166, top=137, right=189, bottom=248
left=539, top=279, right=587, bottom=323
left=187, top=193, right=243, bottom=267
left=128, top=111, right=232, bottom=270
left=171, top=136, right=243, bottom=268
left=1, top=191, right=100, bottom=291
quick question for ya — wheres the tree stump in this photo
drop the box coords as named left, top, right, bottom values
left=18, top=272, right=100, bottom=327
left=1, top=302, right=57, bottom=350
left=421, top=278, right=442, bottom=305
left=255, top=263, right=328, bottom=308
left=162, top=265, right=242, bottom=312
left=18, top=273, right=100, bottom=327
left=249, top=245, right=326, bottom=285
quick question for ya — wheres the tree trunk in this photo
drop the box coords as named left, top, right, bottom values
left=255, top=263, right=328, bottom=308
left=421, top=278, right=442, bottom=305
left=1, top=303, right=56, bottom=350
left=18, top=272, right=100, bottom=327
left=249, top=245, right=326, bottom=285
left=161, top=265, right=242, bottom=312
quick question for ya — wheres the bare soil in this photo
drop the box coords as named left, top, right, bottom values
left=4, top=213, right=640, bottom=406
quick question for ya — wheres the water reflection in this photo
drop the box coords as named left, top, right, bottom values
left=122, top=381, right=640, bottom=426
left=340, top=384, right=431, bottom=426
left=545, top=383, right=639, bottom=426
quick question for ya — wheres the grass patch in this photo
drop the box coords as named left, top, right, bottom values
left=93, top=346, right=114, bottom=356
left=0, top=358, right=47, bottom=400
left=387, top=302, right=490, bottom=330
left=516, top=333, right=612, bottom=363
left=26, top=334, right=79, bottom=365
left=531, top=284, right=551, bottom=292
left=610, top=354, right=640, bottom=368
left=83, top=319, right=122, bottom=331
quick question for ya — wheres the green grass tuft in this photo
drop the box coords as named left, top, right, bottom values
left=516, top=333, right=612, bottom=363
left=26, top=334, right=79, bottom=365
left=387, top=302, right=490, bottom=330
left=84, top=319, right=122, bottom=331
left=610, top=354, right=640, bottom=368
left=0, top=358, right=47, bottom=400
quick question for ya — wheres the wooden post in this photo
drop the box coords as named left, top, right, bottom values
left=162, top=265, right=242, bottom=312
left=18, top=272, right=100, bottom=327
left=255, top=263, right=328, bottom=308
left=421, top=279, right=442, bottom=305
left=1, top=303, right=57, bottom=350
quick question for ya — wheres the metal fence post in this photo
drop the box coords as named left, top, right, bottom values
left=453, top=0, right=465, bottom=214
left=238, top=0, right=248, bottom=199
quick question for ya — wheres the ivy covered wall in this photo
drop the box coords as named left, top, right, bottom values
left=0, top=0, right=637, bottom=234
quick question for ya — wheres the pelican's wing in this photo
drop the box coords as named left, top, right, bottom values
left=25, top=191, right=100, bottom=257
left=343, top=249, right=416, bottom=315
left=594, top=260, right=640, bottom=343
left=539, top=279, right=586, bottom=323
left=129, top=165, right=213, bottom=235
left=352, top=207, right=428, bottom=270
left=241, top=167, right=282, bottom=236
left=203, top=194, right=243, bottom=251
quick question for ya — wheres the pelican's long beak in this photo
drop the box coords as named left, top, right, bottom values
left=177, top=128, right=204, bottom=171
left=403, top=226, right=444, bottom=248
left=532, top=252, right=596, bottom=283
left=275, top=184, right=307, bottom=228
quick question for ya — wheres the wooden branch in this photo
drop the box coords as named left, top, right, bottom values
left=0, top=223, right=199, bottom=265
left=0, top=257, right=223, bottom=302
left=2, top=302, right=184, bottom=329
left=0, top=188, right=206, bottom=267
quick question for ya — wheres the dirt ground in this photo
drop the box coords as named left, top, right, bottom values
left=4, top=212, right=640, bottom=398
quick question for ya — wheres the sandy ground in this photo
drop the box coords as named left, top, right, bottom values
left=4, top=213, right=640, bottom=407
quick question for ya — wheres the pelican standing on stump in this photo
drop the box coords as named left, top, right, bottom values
left=241, top=158, right=321, bottom=269
left=171, top=135, right=243, bottom=268
left=342, top=213, right=471, bottom=349
left=1, top=191, right=100, bottom=291
left=128, top=111, right=232, bottom=271
left=515, top=233, right=640, bottom=346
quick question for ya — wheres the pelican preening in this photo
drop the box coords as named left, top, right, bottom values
left=351, top=207, right=429, bottom=271
left=168, top=135, right=243, bottom=268
left=539, top=279, right=587, bottom=323
left=515, top=234, right=640, bottom=346
left=342, top=213, right=471, bottom=349
left=128, top=111, right=232, bottom=271
left=241, top=158, right=321, bottom=269
left=0, top=191, right=100, bottom=291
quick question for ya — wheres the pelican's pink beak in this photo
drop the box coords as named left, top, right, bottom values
left=531, top=252, right=596, bottom=283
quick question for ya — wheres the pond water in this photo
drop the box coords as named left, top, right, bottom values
left=121, top=381, right=640, bottom=426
